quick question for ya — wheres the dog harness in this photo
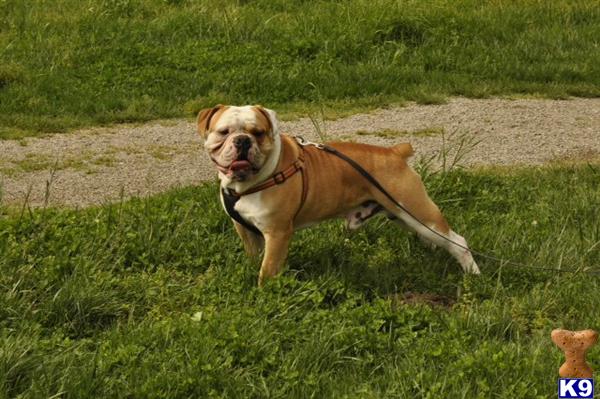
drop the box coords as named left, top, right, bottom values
left=219, top=137, right=600, bottom=277
left=221, top=143, right=308, bottom=237
left=220, top=137, right=414, bottom=237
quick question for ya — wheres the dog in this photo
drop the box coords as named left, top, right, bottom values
left=197, top=104, right=480, bottom=286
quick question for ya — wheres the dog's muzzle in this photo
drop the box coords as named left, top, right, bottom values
left=234, top=135, right=252, bottom=160
left=211, top=135, right=258, bottom=180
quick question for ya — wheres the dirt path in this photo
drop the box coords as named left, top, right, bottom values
left=1, top=98, right=599, bottom=208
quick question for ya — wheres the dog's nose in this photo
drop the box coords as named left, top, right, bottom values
left=234, top=136, right=252, bottom=152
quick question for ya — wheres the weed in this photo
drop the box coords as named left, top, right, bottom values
left=148, top=145, right=176, bottom=161
left=356, top=127, right=445, bottom=138
left=0, top=151, right=118, bottom=176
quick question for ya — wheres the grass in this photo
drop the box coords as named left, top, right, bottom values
left=1, top=0, right=600, bottom=138
left=0, top=152, right=118, bottom=177
left=148, top=145, right=177, bottom=161
left=2, top=1, right=599, bottom=396
left=356, top=127, right=445, bottom=138
left=1, top=163, right=600, bottom=397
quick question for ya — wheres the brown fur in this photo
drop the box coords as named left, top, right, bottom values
left=197, top=105, right=228, bottom=138
left=252, top=106, right=273, bottom=132
left=199, top=106, right=478, bottom=286
left=239, top=136, right=451, bottom=284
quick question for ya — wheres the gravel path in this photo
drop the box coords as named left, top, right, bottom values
left=1, top=98, right=599, bottom=208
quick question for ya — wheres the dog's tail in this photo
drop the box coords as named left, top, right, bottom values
left=391, top=143, right=414, bottom=159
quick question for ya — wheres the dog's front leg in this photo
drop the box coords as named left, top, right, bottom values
left=258, top=227, right=293, bottom=287
left=233, top=221, right=264, bottom=257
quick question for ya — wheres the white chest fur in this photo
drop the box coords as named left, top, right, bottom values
left=221, top=191, right=272, bottom=233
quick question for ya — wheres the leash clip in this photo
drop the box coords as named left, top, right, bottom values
left=295, top=135, right=325, bottom=149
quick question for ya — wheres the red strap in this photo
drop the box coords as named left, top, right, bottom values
left=229, top=152, right=305, bottom=197
left=228, top=144, right=309, bottom=223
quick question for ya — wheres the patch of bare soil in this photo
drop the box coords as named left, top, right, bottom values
left=1, top=98, right=599, bottom=208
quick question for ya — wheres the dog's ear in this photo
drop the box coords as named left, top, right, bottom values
left=254, top=105, right=279, bottom=136
left=197, top=105, right=224, bottom=138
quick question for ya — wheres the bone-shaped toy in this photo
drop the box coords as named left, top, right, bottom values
left=551, top=329, right=598, bottom=378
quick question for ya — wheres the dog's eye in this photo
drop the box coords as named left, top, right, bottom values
left=254, top=130, right=265, bottom=138
left=217, top=128, right=229, bottom=135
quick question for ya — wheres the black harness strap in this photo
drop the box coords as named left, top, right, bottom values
left=220, top=141, right=307, bottom=237
left=219, top=144, right=381, bottom=239
left=221, top=189, right=263, bottom=236
left=220, top=142, right=432, bottom=241
left=319, top=145, right=401, bottom=207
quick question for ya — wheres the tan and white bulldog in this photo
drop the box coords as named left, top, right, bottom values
left=198, top=104, right=480, bottom=286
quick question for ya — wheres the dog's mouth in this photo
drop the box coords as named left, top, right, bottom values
left=212, top=157, right=258, bottom=180
left=229, top=159, right=252, bottom=172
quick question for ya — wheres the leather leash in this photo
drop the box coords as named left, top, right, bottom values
left=220, top=136, right=599, bottom=275
left=295, top=137, right=600, bottom=276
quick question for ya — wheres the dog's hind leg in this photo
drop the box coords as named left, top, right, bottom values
left=370, top=169, right=480, bottom=274
left=409, top=220, right=480, bottom=275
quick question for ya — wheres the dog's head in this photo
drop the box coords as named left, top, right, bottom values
left=197, top=105, right=280, bottom=183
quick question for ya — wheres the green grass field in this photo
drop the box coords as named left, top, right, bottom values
left=2, top=0, right=600, bottom=396
left=1, top=0, right=600, bottom=138
left=2, top=165, right=599, bottom=398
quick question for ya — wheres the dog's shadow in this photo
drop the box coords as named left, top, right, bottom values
left=285, top=218, right=464, bottom=301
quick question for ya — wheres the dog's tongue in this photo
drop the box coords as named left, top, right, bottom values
left=229, top=160, right=251, bottom=171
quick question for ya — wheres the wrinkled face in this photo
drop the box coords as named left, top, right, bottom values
left=197, top=105, right=278, bottom=182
